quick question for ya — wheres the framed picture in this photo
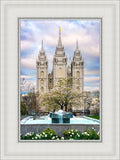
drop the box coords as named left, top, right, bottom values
left=0, top=0, right=119, bottom=159
left=19, top=18, right=101, bottom=142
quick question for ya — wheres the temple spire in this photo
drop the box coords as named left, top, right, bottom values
left=58, top=27, right=62, bottom=48
left=41, top=40, right=44, bottom=51
left=39, top=40, right=45, bottom=55
left=74, top=40, right=80, bottom=56
left=76, top=40, right=78, bottom=50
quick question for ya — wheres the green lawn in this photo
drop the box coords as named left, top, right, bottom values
left=87, top=115, right=100, bottom=120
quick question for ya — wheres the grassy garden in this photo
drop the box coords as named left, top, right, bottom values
left=21, top=128, right=100, bottom=140
left=87, top=115, right=99, bottom=120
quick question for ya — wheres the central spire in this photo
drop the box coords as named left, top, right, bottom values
left=58, top=27, right=62, bottom=48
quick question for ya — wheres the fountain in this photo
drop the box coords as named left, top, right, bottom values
left=21, top=110, right=100, bottom=136
left=50, top=110, right=73, bottom=123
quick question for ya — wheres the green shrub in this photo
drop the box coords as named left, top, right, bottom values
left=63, top=128, right=100, bottom=140
left=21, top=128, right=100, bottom=140
left=83, top=128, right=100, bottom=140
left=40, top=128, right=57, bottom=140
left=63, top=129, right=81, bottom=140
left=21, top=132, right=35, bottom=140
left=21, top=128, right=58, bottom=140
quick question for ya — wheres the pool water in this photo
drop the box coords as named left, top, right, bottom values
left=21, top=116, right=100, bottom=124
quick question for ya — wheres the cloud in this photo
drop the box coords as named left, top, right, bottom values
left=84, top=69, right=100, bottom=75
left=84, top=86, right=99, bottom=91
left=20, top=75, right=33, bottom=79
left=21, top=57, right=36, bottom=69
left=21, top=40, right=33, bottom=51
left=20, top=20, right=100, bottom=56
left=84, top=76, right=100, bottom=82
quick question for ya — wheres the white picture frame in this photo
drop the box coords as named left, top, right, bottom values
left=0, top=0, right=119, bottom=160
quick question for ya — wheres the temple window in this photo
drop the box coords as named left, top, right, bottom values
left=41, top=71, right=44, bottom=78
left=41, top=79, right=44, bottom=85
left=59, top=68, right=62, bottom=77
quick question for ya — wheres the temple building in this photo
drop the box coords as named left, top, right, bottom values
left=36, top=28, right=84, bottom=110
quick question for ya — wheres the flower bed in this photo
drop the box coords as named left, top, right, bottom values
left=21, top=128, right=100, bottom=140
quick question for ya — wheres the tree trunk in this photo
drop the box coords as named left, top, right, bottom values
left=61, top=106, right=63, bottom=110
left=65, top=105, right=67, bottom=112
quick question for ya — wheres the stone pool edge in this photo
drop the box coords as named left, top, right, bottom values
left=20, top=123, right=100, bottom=137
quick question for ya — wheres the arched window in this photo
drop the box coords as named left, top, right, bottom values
left=59, top=68, right=62, bottom=77
left=77, top=71, right=80, bottom=78
left=41, top=87, right=44, bottom=92
left=41, top=79, right=44, bottom=85
left=41, top=71, right=44, bottom=78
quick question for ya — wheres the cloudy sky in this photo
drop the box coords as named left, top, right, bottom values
left=20, top=19, right=100, bottom=93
